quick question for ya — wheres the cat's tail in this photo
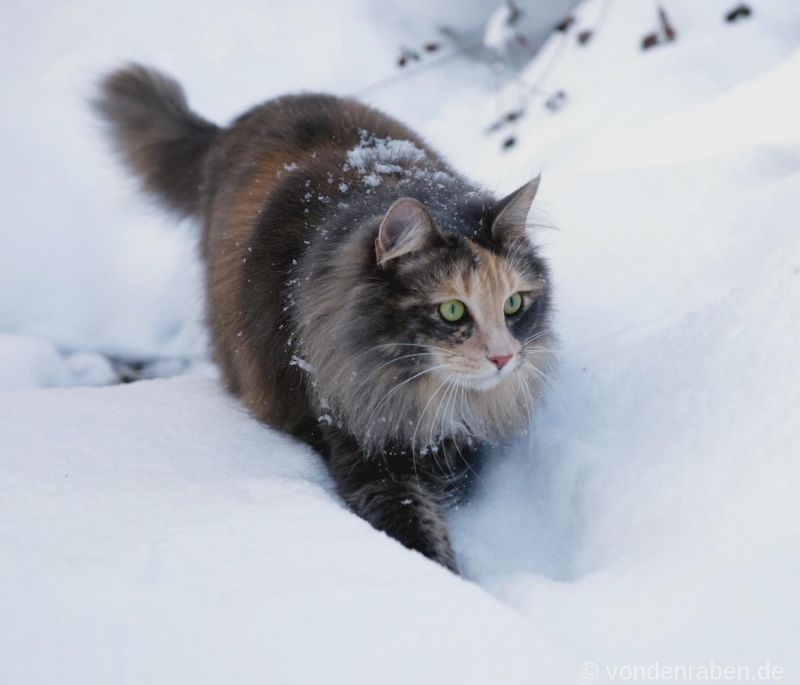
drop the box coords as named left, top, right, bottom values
left=93, top=63, right=220, bottom=217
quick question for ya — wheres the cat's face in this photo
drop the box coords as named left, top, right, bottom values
left=427, top=241, right=546, bottom=391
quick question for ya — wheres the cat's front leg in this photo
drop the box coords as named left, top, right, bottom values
left=325, top=435, right=458, bottom=572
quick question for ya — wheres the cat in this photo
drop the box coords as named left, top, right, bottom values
left=95, top=64, right=554, bottom=572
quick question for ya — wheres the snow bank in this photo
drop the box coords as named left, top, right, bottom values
left=0, top=375, right=581, bottom=684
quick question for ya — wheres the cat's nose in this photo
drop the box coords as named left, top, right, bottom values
left=487, top=353, right=513, bottom=370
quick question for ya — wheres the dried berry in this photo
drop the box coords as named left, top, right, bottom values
left=554, top=16, right=575, bottom=33
left=641, top=33, right=660, bottom=50
left=725, top=4, right=752, bottom=22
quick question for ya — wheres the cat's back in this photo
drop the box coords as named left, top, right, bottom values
left=207, top=93, right=432, bottom=199
left=202, top=93, right=438, bottom=260
left=230, top=93, right=428, bottom=155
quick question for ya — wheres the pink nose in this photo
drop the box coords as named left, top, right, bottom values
left=487, top=353, right=513, bottom=370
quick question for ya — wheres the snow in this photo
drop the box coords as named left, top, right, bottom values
left=0, top=375, right=579, bottom=684
left=0, top=334, right=117, bottom=390
left=346, top=133, right=428, bottom=171
left=2, top=0, right=800, bottom=682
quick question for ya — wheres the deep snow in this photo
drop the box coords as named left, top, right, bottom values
left=2, top=0, right=800, bottom=683
left=0, top=375, right=583, bottom=683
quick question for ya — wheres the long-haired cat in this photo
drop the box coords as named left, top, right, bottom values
left=95, top=64, right=553, bottom=572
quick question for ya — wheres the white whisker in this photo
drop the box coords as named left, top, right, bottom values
left=364, top=364, right=449, bottom=432
left=411, top=374, right=450, bottom=452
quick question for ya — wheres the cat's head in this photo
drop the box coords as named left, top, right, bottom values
left=372, top=176, right=552, bottom=393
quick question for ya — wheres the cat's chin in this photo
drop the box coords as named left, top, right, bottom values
left=461, top=369, right=516, bottom=393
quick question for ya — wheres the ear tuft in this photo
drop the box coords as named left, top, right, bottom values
left=492, top=175, right=541, bottom=241
left=375, top=197, right=437, bottom=266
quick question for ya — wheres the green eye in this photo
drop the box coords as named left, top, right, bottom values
left=439, top=299, right=466, bottom=322
left=504, top=292, right=523, bottom=315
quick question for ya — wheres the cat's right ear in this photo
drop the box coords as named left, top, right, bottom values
left=491, top=175, right=540, bottom=243
left=375, top=198, right=438, bottom=267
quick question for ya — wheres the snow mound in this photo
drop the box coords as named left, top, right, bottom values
left=0, top=375, right=581, bottom=684
left=0, top=334, right=116, bottom=390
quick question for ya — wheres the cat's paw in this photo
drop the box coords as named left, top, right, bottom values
left=387, top=505, right=459, bottom=573
left=426, top=541, right=459, bottom=574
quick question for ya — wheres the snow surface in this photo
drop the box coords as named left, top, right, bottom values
left=2, top=0, right=800, bottom=683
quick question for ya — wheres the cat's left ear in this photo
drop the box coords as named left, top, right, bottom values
left=375, top=197, right=439, bottom=267
left=491, top=175, right=540, bottom=243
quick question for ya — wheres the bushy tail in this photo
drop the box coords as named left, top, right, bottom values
left=94, top=64, right=220, bottom=216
